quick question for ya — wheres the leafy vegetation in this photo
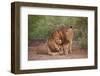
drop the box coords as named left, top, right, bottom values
left=28, top=15, right=88, bottom=49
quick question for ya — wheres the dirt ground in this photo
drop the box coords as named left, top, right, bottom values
left=28, top=39, right=88, bottom=61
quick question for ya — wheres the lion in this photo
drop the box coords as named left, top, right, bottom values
left=47, top=26, right=74, bottom=56
left=47, top=30, right=64, bottom=56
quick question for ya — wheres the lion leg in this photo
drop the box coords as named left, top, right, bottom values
left=54, top=44, right=64, bottom=55
left=47, top=47, right=54, bottom=56
left=69, top=41, right=72, bottom=54
left=64, top=43, right=69, bottom=55
left=47, top=47, right=59, bottom=56
left=58, top=46, right=64, bottom=55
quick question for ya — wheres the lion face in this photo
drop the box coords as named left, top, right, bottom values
left=53, top=31, right=63, bottom=45
left=47, top=37, right=64, bottom=55
left=54, top=37, right=62, bottom=45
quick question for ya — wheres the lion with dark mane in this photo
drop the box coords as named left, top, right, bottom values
left=47, top=26, right=74, bottom=56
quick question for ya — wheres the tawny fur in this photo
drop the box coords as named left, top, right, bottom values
left=47, top=26, right=74, bottom=55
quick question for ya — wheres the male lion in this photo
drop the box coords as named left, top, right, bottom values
left=47, top=30, right=64, bottom=56
left=47, top=26, right=74, bottom=56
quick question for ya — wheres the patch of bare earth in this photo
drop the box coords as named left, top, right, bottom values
left=28, top=39, right=88, bottom=60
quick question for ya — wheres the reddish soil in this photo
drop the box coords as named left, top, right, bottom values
left=28, top=39, right=88, bottom=60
